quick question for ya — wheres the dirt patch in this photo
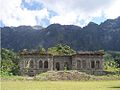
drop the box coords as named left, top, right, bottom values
left=34, top=70, right=96, bottom=81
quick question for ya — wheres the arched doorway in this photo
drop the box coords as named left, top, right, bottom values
left=56, top=62, right=60, bottom=70
left=77, top=60, right=81, bottom=69
left=44, top=61, right=48, bottom=68
left=96, top=61, right=100, bottom=69
left=30, top=60, right=34, bottom=68
left=39, top=61, right=43, bottom=68
left=91, top=61, right=95, bottom=69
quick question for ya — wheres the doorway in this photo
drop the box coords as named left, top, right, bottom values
left=56, top=62, right=60, bottom=70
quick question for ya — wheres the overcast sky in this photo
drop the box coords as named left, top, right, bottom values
left=0, top=0, right=120, bottom=27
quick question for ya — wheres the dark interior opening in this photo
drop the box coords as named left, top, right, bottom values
left=56, top=62, right=60, bottom=70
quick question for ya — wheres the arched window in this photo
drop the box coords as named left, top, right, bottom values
left=96, top=61, right=100, bottom=69
left=39, top=61, right=43, bottom=68
left=30, top=60, right=34, bottom=68
left=44, top=61, right=48, bottom=68
left=82, top=60, right=86, bottom=68
left=91, top=61, right=95, bottom=69
left=77, top=60, right=81, bottom=69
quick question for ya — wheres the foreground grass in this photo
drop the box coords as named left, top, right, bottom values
left=1, top=80, right=120, bottom=90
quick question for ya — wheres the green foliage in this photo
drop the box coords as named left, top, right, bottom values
left=48, top=44, right=76, bottom=55
left=104, top=53, right=114, bottom=61
left=0, top=70, right=13, bottom=77
left=109, top=51, right=120, bottom=68
left=39, top=47, right=46, bottom=54
left=115, top=55, right=120, bottom=68
left=104, top=52, right=120, bottom=74
left=64, top=66, right=67, bottom=72
left=1, top=48, right=20, bottom=76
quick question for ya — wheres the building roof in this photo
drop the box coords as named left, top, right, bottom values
left=73, top=51, right=104, bottom=56
left=20, top=51, right=104, bottom=56
left=20, top=51, right=53, bottom=56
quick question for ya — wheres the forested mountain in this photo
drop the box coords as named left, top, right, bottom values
left=1, top=16, right=120, bottom=51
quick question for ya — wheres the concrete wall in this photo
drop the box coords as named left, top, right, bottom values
left=53, top=56, right=72, bottom=70
left=72, top=54, right=104, bottom=71
left=19, top=53, right=104, bottom=76
left=19, top=55, right=53, bottom=76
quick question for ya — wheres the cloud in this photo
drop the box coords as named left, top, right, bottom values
left=21, top=0, right=44, bottom=10
left=104, top=0, right=120, bottom=19
left=40, top=0, right=113, bottom=13
left=0, top=0, right=120, bottom=27
left=0, top=0, right=49, bottom=27
left=39, top=0, right=120, bottom=26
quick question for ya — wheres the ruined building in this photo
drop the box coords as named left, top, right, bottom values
left=19, top=51, right=104, bottom=76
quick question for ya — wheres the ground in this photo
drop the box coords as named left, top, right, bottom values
left=1, top=71, right=120, bottom=90
left=1, top=80, right=120, bottom=90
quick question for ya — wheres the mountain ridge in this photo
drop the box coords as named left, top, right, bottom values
left=1, top=16, right=120, bottom=51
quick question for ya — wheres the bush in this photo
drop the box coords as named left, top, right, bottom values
left=104, top=53, right=120, bottom=74
left=1, top=48, right=20, bottom=76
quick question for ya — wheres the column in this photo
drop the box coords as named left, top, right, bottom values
left=42, top=61, right=44, bottom=69
left=50, top=57, right=54, bottom=70
left=37, top=60, right=39, bottom=69
left=24, top=60, right=26, bottom=68
left=72, top=58, right=76, bottom=70
left=100, top=59, right=104, bottom=70
left=48, top=58, right=51, bottom=70
left=86, top=59, right=89, bottom=70
left=33, top=60, right=35, bottom=69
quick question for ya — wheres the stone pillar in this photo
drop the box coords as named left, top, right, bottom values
left=80, top=60, right=82, bottom=69
left=94, top=60, right=96, bottom=70
left=89, top=60, right=91, bottom=69
left=48, top=58, right=51, bottom=70
left=35, top=60, right=38, bottom=69
left=33, top=60, right=35, bottom=69
left=37, top=60, right=39, bottom=69
left=101, top=58, right=104, bottom=70
left=19, top=60, right=23, bottom=69
left=95, top=60, right=99, bottom=69
left=72, top=58, right=77, bottom=70
left=89, top=60, right=91, bottom=70
left=86, top=59, right=89, bottom=70
left=24, top=60, right=26, bottom=68
left=61, top=62, right=63, bottom=70
left=43, top=61, right=44, bottom=69
left=19, top=60, right=24, bottom=75
left=50, top=57, right=54, bottom=70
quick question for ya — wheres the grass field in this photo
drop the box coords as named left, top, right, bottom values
left=1, top=80, right=120, bottom=90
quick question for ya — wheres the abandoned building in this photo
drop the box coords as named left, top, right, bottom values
left=19, top=51, right=104, bottom=76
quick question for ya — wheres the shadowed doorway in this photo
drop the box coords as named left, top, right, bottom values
left=56, top=62, right=60, bottom=70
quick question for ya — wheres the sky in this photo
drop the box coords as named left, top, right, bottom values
left=0, top=0, right=120, bottom=27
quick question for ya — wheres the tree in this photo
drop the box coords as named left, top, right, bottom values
left=38, top=46, right=46, bottom=53
left=104, top=52, right=119, bottom=74
left=1, top=48, right=20, bottom=76
left=48, top=44, right=76, bottom=55
left=115, top=55, right=120, bottom=68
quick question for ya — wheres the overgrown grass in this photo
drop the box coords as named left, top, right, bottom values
left=1, top=72, right=120, bottom=90
left=1, top=80, right=120, bottom=90
left=96, top=74, right=120, bottom=80
left=0, top=75, right=28, bottom=81
left=1, top=71, right=120, bottom=81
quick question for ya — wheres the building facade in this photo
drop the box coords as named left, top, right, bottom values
left=19, top=51, right=104, bottom=76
